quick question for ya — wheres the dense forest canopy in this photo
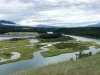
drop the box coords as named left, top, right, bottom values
left=0, top=24, right=100, bottom=38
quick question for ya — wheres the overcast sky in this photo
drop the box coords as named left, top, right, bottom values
left=0, top=0, right=100, bottom=27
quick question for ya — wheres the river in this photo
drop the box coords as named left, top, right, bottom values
left=0, top=35, right=100, bottom=75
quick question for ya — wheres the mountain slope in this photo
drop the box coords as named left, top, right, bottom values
left=0, top=20, right=16, bottom=25
left=87, top=23, right=100, bottom=27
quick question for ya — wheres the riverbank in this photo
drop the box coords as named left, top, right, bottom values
left=10, top=53, right=100, bottom=75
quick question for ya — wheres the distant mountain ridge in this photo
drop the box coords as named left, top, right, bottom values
left=87, top=23, right=100, bottom=27
left=0, top=20, right=16, bottom=25
left=35, top=24, right=63, bottom=28
left=1, top=20, right=100, bottom=28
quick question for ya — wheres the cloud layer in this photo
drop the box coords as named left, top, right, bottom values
left=0, top=0, right=100, bottom=27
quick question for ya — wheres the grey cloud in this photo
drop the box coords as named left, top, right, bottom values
left=0, top=0, right=100, bottom=27
left=17, top=0, right=100, bottom=18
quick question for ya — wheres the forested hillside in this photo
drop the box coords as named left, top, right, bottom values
left=62, top=27, right=100, bottom=38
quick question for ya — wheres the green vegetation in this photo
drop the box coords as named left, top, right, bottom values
left=38, top=35, right=75, bottom=43
left=0, top=39, right=39, bottom=65
left=0, top=39, right=29, bottom=48
left=62, top=27, right=100, bottom=39
left=0, top=36, right=75, bottom=64
left=39, top=33, right=61, bottom=39
left=0, top=35, right=100, bottom=64
left=42, top=41, right=100, bottom=57
left=10, top=53, right=100, bottom=75
left=0, top=52, right=12, bottom=59
left=38, top=34, right=100, bottom=57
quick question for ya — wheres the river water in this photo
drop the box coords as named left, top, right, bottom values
left=0, top=35, right=100, bottom=75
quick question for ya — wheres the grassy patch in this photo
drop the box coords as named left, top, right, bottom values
left=42, top=41, right=100, bottom=57
left=0, top=39, right=39, bottom=65
left=0, top=52, right=12, bottom=59
left=10, top=53, right=100, bottom=75
left=0, top=39, right=29, bottom=48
